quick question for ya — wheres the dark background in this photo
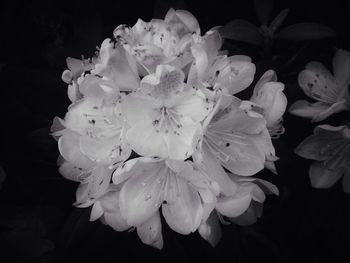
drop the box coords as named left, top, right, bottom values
left=0, top=0, right=350, bottom=262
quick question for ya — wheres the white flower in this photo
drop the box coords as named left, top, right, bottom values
left=250, top=70, right=287, bottom=138
left=92, top=39, right=140, bottom=92
left=114, top=9, right=199, bottom=74
left=289, top=49, right=350, bottom=122
left=111, top=158, right=219, bottom=237
left=61, top=57, right=95, bottom=102
left=188, top=30, right=256, bottom=98
left=295, top=125, right=350, bottom=193
left=196, top=94, right=276, bottom=178
left=122, top=65, right=212, bottom=160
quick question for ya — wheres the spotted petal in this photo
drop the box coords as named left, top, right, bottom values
left=162, top=173, right=203, bottom=235
left=298, top=65, right=338, bottom=104
left=119, top=160, right=165, bottom=226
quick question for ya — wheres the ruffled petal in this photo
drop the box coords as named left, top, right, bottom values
left=119, top=161, right=165, bottom=226
left=137, top=211, right=163, bottom=249
left=162, top=174, right=203, bottom=235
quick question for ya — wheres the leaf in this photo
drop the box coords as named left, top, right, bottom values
left=219, top=19, right=263, bottom=45
left=275, top=23, right=336, bottom=41
left=254, top=0, right=274, bottom=25
left=269, top=8, right=290, bottom=33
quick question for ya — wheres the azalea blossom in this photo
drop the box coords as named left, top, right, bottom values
left=52, top=74, right=131, bottom=205
left=122, top=64, right=212, bottom=160
left=61, top=56, right=96, bottom=102
left=295, top=124, right=350, bottom=193
left=108, top=157, right=219, bottom=248
left=188, top=30, right=256, bottom=98
left=113, top=9, right=200, bottom=74
left=52, top=7, right=284, bottom=250
left=289, top=49, right=350, bottom=122
left=196, top=94, right=277, bottom=179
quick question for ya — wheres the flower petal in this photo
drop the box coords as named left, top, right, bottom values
left=164, top=8, right=200, bottom=36
left=295, top=125, right=347, bottom=161
left=288, top=100, right=331, bottom=121
left=99, top=191, right=130, bottom=231
left=216, top=191, right=252, bottom=218
left=298, top=67, right=338, bottom=104
left=58, top=130, right=95, bottom=169
left=332, top=48, right=350, bottom=88
left=229, top=201, right=263, bottom=226
left=251, top=81, right=287, bottom=128
left=309, top=161, right=345, bottom=189
left=199, top=211, right=222, bottom=247
left=219, top=56, right=255, bottom=95
left=162, top=174, right=203, bottom=235
left=137, top=211, right=163, bottom=249
left=198, top=143, right=237, bottom=196
left=119, top=161, right=165, bottom=226
left=93, top=39, right=140, bottom=91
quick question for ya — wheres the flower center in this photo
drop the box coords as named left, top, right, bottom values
left=152, top=106, right=184, bottom=136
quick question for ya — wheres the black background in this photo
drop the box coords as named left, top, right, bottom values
left=0, top=0, right=350, bottom=262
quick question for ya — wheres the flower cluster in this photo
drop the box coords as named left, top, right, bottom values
left=290, top=49, right=350, bottom=193
left=52, top=9, right=287, bottom=249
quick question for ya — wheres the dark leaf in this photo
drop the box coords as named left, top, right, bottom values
left=275, top=23, right=336, bottom=41
left=269, top=8, right=290, bottom=33
left=254, top=0, right=274, bottom=25
left=219, top=19, right=263, bottom=45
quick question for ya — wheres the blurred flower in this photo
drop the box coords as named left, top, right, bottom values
left=122, top=65, right=211, bottom=160
left=289, top=49, right=350, bottom=122
left=295, top=125, right=350, bottom=193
